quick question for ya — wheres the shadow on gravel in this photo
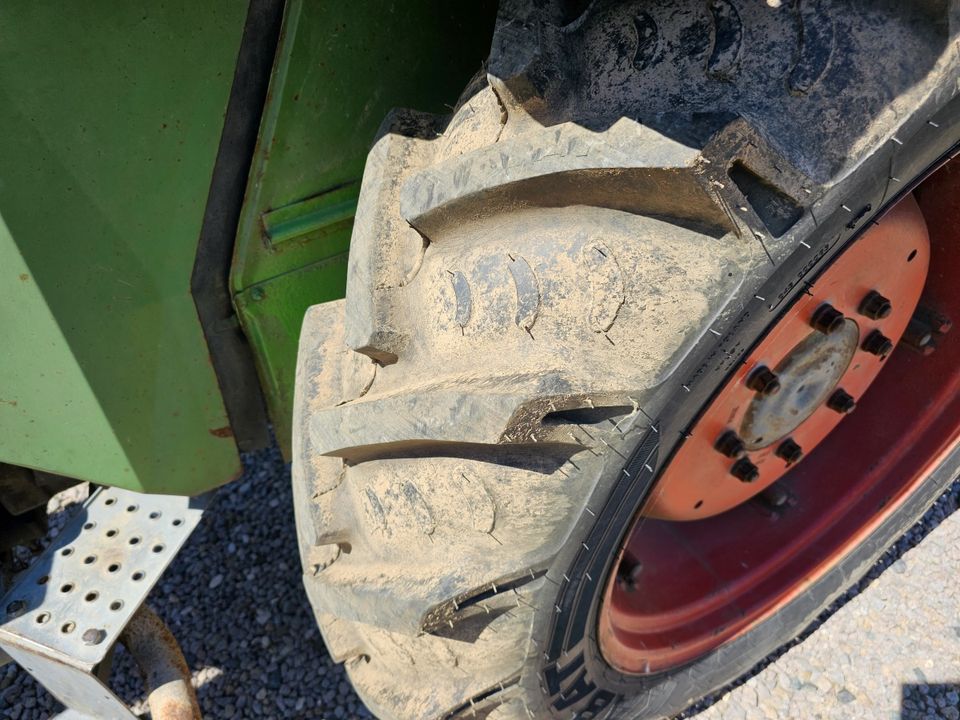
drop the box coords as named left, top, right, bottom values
left=1, top=446, right=373, bottom=719
left=901, top=683, right=960, bottom=719
left=117, top=446, right=374, bottom=719
left=2, top=452, right=958, bottom=720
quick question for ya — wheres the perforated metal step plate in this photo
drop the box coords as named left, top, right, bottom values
left=0, top=486, right=206, bottom=719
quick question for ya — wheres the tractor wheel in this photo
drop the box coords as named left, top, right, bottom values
left=293, top=2, right=960, bottom=718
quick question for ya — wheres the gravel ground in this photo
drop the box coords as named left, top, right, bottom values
left=1, top=446, right=958, bottom=719
left=687, top=479, right=960, bottom=720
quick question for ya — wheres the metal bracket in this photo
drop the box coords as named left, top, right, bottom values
left=0, top=486, right=206, bottom=720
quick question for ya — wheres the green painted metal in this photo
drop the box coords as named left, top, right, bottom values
left=232, top=0, right=499, bottom=452
left=235, top=254, right=348, bottom=441
left=0, top=2, right=248, bottom=494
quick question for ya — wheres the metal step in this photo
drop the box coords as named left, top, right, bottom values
left=0, top=486, right=206, bottom=720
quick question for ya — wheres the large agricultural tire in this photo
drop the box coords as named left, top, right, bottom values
left=293, top=2, right=960, bottom=719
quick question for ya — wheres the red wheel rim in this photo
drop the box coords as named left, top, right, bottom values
left=599, top=161, right=960, bottom=675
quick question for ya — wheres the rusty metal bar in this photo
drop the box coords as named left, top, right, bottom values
left=120, top=605, right=202, bottom=720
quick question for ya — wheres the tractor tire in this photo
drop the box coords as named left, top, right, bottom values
left=293, top=2, right=960, bottom=718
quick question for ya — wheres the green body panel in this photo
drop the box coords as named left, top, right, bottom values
left=232, top=0, right=498, bottom=451
left=0, top=2, right=247, bottom=493
left=0, top=215, right=133, bottom=482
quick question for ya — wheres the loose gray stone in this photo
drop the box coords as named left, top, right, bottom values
left=3, top=451, right=960, bottom=720
left=836, top=688, right=855, bottom=704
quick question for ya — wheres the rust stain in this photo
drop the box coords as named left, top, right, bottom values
left=153, top=699, right=196, bottom=720
left=209, top=425, right=233, bottom=438
left=0, top=398, right=18, bottom=407
left=18, top=273, right=29, bottom=282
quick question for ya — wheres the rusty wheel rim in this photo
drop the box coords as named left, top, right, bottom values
left=598, top=162, right=960, bottom=676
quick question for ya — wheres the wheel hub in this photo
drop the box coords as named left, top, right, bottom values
left=644, top=195, right=930, bottom=521
left=597, top=178, right=960, bottom=676
left=741, top=319, right=859, bottom=451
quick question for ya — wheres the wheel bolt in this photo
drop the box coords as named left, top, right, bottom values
left=811, top=303, right=846, bottom=334
left=746, top=365, right=781, bottom=396
left=731, top=458, right=760, bottom=483
left=775, top=438, right=804, bottom=465
left=858, top=290, right=892, bottom=320
left=862, top=330, right=894, bottom=358
left=715, top=430, right=746, bottom=459
left=901, top=318, right=935, bottom=355
left=616, top=556, right=643, bottom=592
left=827, top=388, right=856, bottom=414
left=914, top=306, right=952, bottom=335
left=759, top=483, right=790, bottom=508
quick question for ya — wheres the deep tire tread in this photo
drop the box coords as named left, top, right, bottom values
left=294, top=2, right=960, bottom=718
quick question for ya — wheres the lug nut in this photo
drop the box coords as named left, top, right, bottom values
left=746, top=365, right=781, bottom=396
left=731, top=458, right=760, bottom=483
left=715, top=430, right=746, bottom=459
left=811, top=303, right=846, bottom=334
left=759, top=483, right=790, bottom=508
left=901, top=318, right=935, bottom=355
left=827, top=388, right=856, bottom=414
left=858, top=290, right=893, bottom=320
left=775, top=438, right=804, bottom=465
left=862, top=330, right=894, bottom=358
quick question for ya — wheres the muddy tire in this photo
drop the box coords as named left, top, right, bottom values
left=293, top=3, right=960, bottom=718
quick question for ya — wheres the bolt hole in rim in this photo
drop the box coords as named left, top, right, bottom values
left=599, top=160, right=960, bottom=675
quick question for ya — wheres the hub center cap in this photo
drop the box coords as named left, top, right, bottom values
left=742, top=320, right=859, bottom=450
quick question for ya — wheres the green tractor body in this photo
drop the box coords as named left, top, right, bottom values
left=0, top=0, right=496, bottom=494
